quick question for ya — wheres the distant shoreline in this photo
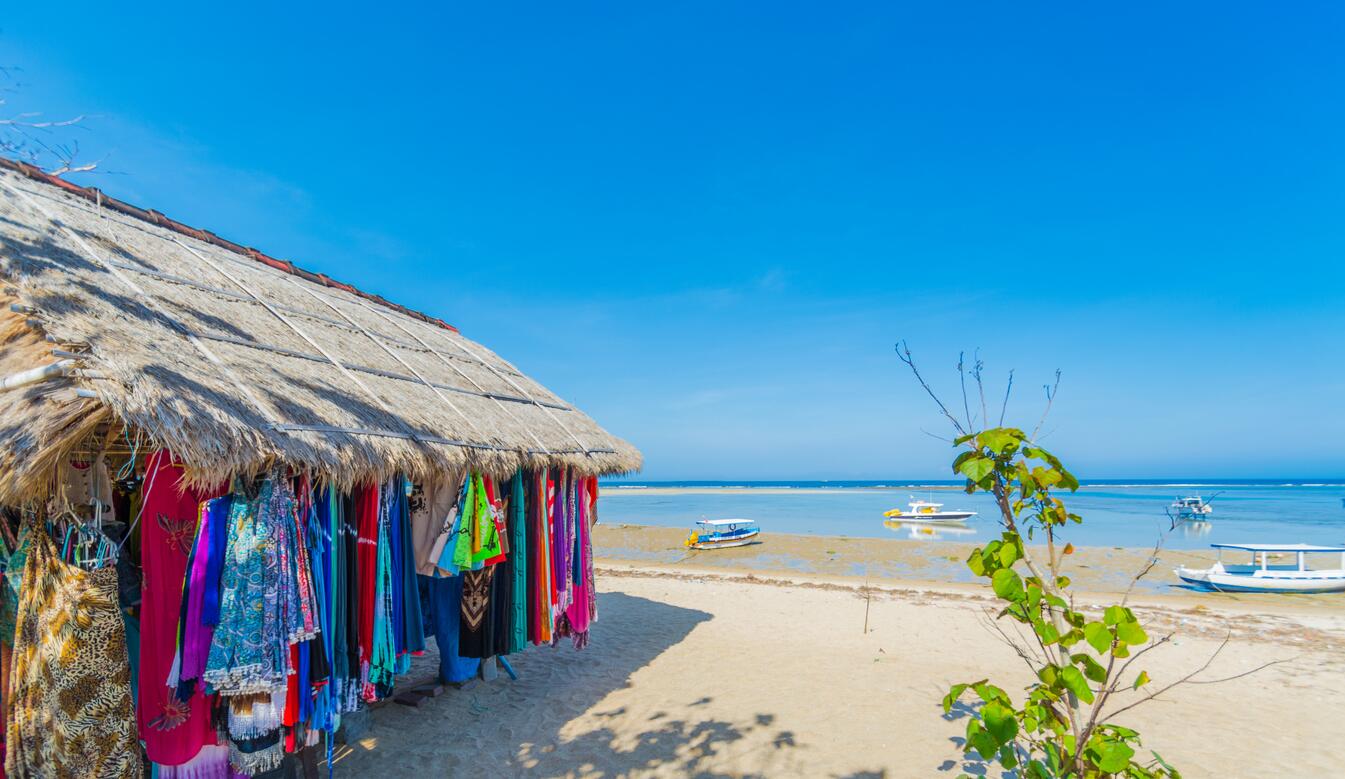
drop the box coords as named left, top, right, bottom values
left=600, top=482, right=1345, bottom=495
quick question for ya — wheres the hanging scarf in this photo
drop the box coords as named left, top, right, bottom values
left=365, top=482, right=398, bottom=699
left=204, top=474, right=287, bottom=696
left=395, top=477, right=426, bottom=660
left=355, top=484, right=379, bottom=697
left=507, top=471, right=528, bottom=653
left=173, top=495, right=231, bottom=700
left=139, top=451, right=222, bottom=767
left=228, top=730, right=283, bottom=776
left=566, top=476, right=593, bottom=645
left=458, top=567, right=493, bottom=658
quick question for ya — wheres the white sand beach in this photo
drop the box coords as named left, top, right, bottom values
left=333, top=565, right=1345, bottom=777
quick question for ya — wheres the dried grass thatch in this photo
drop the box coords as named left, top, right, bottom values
left=0, top=162, right=640, bottom=500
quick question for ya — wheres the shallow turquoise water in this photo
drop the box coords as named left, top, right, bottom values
left=597, top=483, right=1345, bottom=551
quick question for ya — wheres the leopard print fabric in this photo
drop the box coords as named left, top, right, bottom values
left=5, top=527, right=141, bottom=778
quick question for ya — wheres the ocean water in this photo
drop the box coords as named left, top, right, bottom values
left=596, top=480, right=1345, bottom=551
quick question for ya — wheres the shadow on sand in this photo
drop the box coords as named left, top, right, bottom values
left=329, top=591, right=813, bottom=777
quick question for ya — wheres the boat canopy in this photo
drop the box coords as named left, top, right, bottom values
left=697, top=518, right=756, bottom=526
left=1211, top=543, right=1345, bottom=553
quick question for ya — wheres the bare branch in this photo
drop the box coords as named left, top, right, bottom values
left=0, top=67, right=96, bottom=177
left=1184, top=658, right=1294, bottom=684
left=1098, top=633, right=1287, bottom=721
left=976, top=609, right=1041, bottom=674
left=972, top=350, right=988, bottom=432
left=1030, top=369, right=1062, bottom=441
left=957, top=351, right=974, bottom=432
left=895, top=341, right=968, bottom=437
left=1121, top=534, right=1166, bottom=607
left=998, top=369, right=1014, bottom=427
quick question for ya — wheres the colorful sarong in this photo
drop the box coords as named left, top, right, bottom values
left=6, top=527, right=141, bottom=778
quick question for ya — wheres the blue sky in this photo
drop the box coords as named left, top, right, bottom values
left=4, top=3, right=1344, bottom=479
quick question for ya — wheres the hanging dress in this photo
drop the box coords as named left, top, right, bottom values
left=394, top=478, right=425, bottom=659
left=418, top=574, right=479, bottom=683
left=5, top=526, right=141, bottom=778
left=508, top=471, right=528, bottom=653
left=139, top=451, right=223, bottom=770
left=355, top=485, right=379, bottom=695
left=203, top=475, right=288, bottom=697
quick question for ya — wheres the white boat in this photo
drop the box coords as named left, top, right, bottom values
left=883, top=500, right=976, bottom=524
left=1175, top=543, right=1345, bottom=593
left=1171, top=495, right=1215, bottom=520
left=685, top=519, right=760, bottom=550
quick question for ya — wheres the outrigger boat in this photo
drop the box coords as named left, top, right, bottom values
left=685, top=519, right=760, bottom=550
left=1170, top=495, right=1216, bottom=520
left=1175, top=543, right=1345, bottom=593
left=883, top=500, right=975, bottom=524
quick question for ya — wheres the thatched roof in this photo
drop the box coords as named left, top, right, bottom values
left=0, top=159, right=640, bottom=499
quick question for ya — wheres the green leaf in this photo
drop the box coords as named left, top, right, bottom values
left=973, top=683, right=1010, bottom=706
left=1036, top=620, right=1061, bottom=645
left=998, top=744, right=1019, bottom=770
left=1094, top=740, right=1135, bottom=773
left=1104, top=605, right=1127, bottom=626
left=942, top=683, right=969, bottom=714
left=1072, top=653, right=1107, bottom=684
left=992, top=568, right=1025, bottom=602
left=982, top=700, right=1018, bottom=746
left=1083, top=622, right=1112, bottom=654
left=997, top=542, right=1019, bottom=568
left=1150, top=750, right=1179, bottom=774
left=957, top=455, right=995, bottom=483
left=967, top=721, right=999, bottom=761
left=1106, top=724, right=1139, bottom=739
left=978, top=428, right=1024, bottom=455
left=967, top=550, right=987, bottom=577
left=1058, top=666, right=1095, bottom=704
left=1133, top=670, right=1150, bottom=690
left=1116, top=619, right=1149, bottom=645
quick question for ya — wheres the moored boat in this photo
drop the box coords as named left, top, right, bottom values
left=1175, top=543, right=1345, bottom=593
left=883, top=500, right=975, bottom=524
left=1171, top=495, right=1215, bottom=520
left=685, top=519, right=760, bottom=550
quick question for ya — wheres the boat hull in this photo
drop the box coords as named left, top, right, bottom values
left=882, top=512, right=974, bottom=524
left=1175, top=567, right=1345, bottom=594
left=688, top=529, right=761, bottom=550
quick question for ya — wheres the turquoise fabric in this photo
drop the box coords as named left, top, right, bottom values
left=509, top=471, right=528, bottom=653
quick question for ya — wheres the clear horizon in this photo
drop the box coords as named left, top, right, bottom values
left=5, top=3, right=1344, bottom=480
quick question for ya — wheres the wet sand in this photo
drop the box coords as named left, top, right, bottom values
left=595, top=523, right=1345, bottom=612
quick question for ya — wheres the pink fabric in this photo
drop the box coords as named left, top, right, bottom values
left=139, top=451, right=222, bottom=766
left=565, top=477, right=591, bottom=635
left=157, top=744, right=231, bottom=779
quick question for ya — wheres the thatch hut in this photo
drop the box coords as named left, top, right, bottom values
left=0, top=158, right=641, bottom=500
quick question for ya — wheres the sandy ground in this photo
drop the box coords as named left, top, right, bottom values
left=332, top=564, right=1345, bottom=777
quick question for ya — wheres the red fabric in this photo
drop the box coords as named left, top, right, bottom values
left=138, top=451, right=223, bottom=766
left=355, top=485, right=379, bottom=680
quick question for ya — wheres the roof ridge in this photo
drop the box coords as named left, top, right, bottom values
left=0, top=157, right=458, bottom=334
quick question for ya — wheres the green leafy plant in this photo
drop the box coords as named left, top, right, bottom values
left=897, top=345, right=1181, bottom=778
